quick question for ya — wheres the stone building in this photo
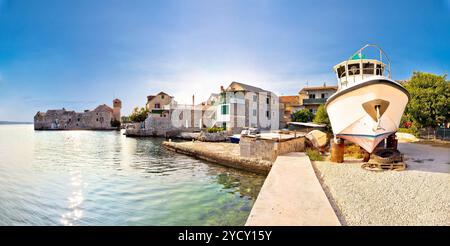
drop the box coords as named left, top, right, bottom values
left=112, top=98, right=122, bottom=123
left=146, top=92, right=171, bottom=110
left=298, top=84, right=337, bottom=114
left=34, top=99, right=122, bottom=130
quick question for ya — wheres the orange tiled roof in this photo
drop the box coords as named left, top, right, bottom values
left=279, top=96, right=300, bottom=104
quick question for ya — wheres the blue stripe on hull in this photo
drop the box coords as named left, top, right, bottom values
left=337, top=131, right=394, bottom=139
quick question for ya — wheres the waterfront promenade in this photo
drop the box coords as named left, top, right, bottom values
left=246, top=152, right=341, bottom=226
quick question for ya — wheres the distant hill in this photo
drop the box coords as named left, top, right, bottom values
left=0, top=121, right=33, bottom=125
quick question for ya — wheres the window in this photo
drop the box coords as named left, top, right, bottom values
left=309, top=94, right=316, bottom=99
left=376, top=64, right=383, bottom=75
left=266, top=111, right=270, bottom=119
left=77, top=118, right=80, bottom=122
left=221, top=105, right=229, bottom=115
left=266, top=98, right=270, bottom=104
left=363, top=63, right=375, bottom=75
left=155, top=103, right=160, bottom=109
left=253, top=109, right=257, bottom=116
left=96, top=118, right=99, bottom=121
left=161, top=95, right=165, bottom=99
left=321, top=93, right=326, bottom=98
left=337, top=66, right=346, bottom=78
left=253, top=95, right=257, bottom=102
left=348, top=64, right=360, bottom=75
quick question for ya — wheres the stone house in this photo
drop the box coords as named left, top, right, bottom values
left=34, top=99, right=122, bottom=130
left=146, top=91, right=173, bottom=118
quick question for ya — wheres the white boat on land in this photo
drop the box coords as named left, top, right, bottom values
left=325, top=44, right=410, bottom=153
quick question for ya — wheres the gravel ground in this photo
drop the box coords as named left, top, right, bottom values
left=313, top=142, right=450, bottom=226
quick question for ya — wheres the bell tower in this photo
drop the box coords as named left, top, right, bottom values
left=113, top=98, right=122, bottom=122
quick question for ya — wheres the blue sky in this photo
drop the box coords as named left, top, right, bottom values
left=0, top=0, right=449, bottom=121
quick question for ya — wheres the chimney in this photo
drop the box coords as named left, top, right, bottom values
left=220, top=86, right=224, bottom=92
left=323, top=82, right=326, bottom=87
left=192, top=94, right=195, bottom=106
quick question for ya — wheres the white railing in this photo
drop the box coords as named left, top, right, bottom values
left=345, top=44, right=392, bottom=79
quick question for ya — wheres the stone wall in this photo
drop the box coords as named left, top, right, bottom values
left=240, top=136, right=305, bottom=162
left=197, top=131, right=228, bottom=142
left=34, top=108, right=116, bottom=130
left=143, top=114, right=178, bottom=136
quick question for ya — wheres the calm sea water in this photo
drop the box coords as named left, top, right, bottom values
left=0, top=125, right=265, bottom=226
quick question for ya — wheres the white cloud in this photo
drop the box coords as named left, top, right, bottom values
left=127, top=57, right=337, bottom=105
left=140, top=66, right=286, bottom=104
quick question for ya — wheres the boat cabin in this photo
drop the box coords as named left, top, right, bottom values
left=333, top=44, right=392, bottom=91
left=333, top=59, right=387, bottom=90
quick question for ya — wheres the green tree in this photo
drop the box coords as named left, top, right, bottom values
left=313, top=104, right=332, bottom=132
left=292, top=108, right=314, bottom=122
left=129, top=107, right=149, bottom=122
left=110, top=119, right=121, bottom=128
left=121, top=116, right=130, bottom=123
left=403, top=72, right=449, bottom=128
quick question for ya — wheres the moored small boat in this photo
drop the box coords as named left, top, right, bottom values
left=229, top=134, right=241, bottom=143
left=325, top=44, right=410, bottom=153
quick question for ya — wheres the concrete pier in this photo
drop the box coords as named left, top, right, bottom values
left=163, top=141, right=272, bottom=174
left=246, top=152, right=341, bottom=226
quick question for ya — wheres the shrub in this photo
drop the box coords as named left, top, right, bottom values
left=344, top=144, right=363, bottom=158
left=398, top=126, right=419, bottom=137
left=305, top=148, right=324, bottom=161
left=313, top=104, right=332, bottom=132
left=207, top=127, right=225, bottom=133
left=292, top=108, right=314, bottom=122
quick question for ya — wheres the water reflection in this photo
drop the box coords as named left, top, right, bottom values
left=60, top=170, right=86, bottom=226
left=0, top=125, right=265, bottom=225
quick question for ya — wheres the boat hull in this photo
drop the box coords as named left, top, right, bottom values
left=325, top=78, right=409, bottom=153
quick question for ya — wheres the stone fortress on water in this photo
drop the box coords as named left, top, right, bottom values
left=34, top=99, right=122, bottom=130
